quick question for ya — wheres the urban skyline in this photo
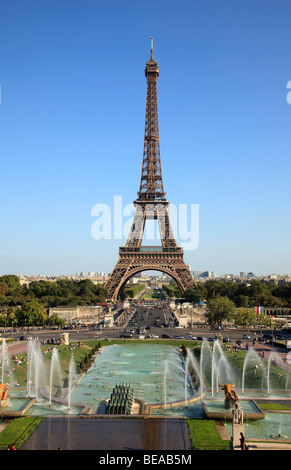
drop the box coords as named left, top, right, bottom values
left=14, top=269, right=291, bottom=280
left=0, top=1, right=290, bottom=277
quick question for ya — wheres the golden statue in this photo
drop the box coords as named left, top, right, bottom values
left=218, top=381, right=239, bottom=409
left=0, top=383, right=9, bottom=404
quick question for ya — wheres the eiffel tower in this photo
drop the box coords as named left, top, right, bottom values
left=106, top=39, right=196, bottom=301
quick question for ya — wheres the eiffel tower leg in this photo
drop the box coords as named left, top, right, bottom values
left=105, top=257, right=134, bottom=302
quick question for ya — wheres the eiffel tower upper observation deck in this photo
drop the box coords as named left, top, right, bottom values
left=105, top=39, right=196, bottom=301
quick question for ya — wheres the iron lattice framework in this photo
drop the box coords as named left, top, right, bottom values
left=106, top=39, right=196, bottom=301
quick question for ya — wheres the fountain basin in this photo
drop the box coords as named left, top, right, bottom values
left=203, top=398, right=265, bottom=421
left=0, top=397, right=36, bottom=417
left=69, top=344, right=192, bottom=413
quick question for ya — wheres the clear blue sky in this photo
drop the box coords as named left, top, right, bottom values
left=0, top=0, right=290, bottom=276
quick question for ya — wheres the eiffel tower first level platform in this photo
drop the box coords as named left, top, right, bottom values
left=105, top=39, right=196, bottom=301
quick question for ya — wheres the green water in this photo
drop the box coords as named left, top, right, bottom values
left=68, top=343, right=190, bottom=412
left=204, top=398, right=260, bottom=414
left=1, top=398, right=31, bottom=412
left=225, top=412, right=291, bottom=440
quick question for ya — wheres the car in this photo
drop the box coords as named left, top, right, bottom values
left=161, top=334, right=172, bottom=339
left=242, top=334, right=250, bottom=339
left=262, top=334, right=273, bottom=340
left=208, top=337, right=215, bottom=342
left=152, top=334, right=159, bottom=338
left=19, top=335, right=25, bottom=341
left=197, top=336, right=204, bottom=341
left=187, top=335, right=197, bottom=340
left=120, top=333, right=133, bottom=338
left=223, top=337, right=231, bottom=343
left=174, top=335, right=184, bottom=339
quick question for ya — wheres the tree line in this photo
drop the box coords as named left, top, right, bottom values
left=0, top=275, right=107, bottom=308
left=163, top=279, right=291, bottom=328
left=183, top=279, right=291, bottom=308
left=0, top=275, right=107, bottom=328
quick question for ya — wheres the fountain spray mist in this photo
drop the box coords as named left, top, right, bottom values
left=49, top=348, right=62, bottom=406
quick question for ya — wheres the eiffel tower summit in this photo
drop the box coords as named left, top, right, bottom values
left=106, top=38, right=196, bottom=301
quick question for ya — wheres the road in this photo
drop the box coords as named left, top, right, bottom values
left=1, top=299, right=284, bottom=347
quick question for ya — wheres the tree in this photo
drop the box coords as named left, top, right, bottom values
left=5, top=307, right=19, bottom=326
left=0, top=275, right=21, bottom=291
left=235, top=295, right=249, bottom=308
left=206, top=296, right=236, bottom=327
left=47, top=313, right=65, bottom=327
left=184, top=288, right=201, bottom=304
left=0, top=282, right=8, bottom=296
left=17, top=299, right=47, bottom=326
left=184, top=282, right=207, bottom=304
left=233, top=308, right=256, bottom=327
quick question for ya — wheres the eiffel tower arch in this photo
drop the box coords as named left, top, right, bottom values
left=106, top=39, right=196, bottom=302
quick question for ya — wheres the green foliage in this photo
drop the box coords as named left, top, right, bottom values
left=18, top=299, right=48, bottom=326
left=47, top=313, right=66, bottom=327
left=187, top=419, right=230, bottom=450
left=0, top=274, right=21, bottom=291
left=184, top=282, right=207, bottom=304
left=233, top=308, right=272, bottom=328
left=0, top=417, right=43, bottom=450
left=258, top=402, right=291, bottom=411
left=121, top=283, right=145, bottom=299
left=27, top=279, right=107, bottom=307
left=0, top=276, right=107, bottom=313
left=233, top=308, right=256, bottom=327
left=203, top=279, right=290, bottom=308
left=162, top=283, right=181, bottom=298
left=206, top=296, right=236, bottom=326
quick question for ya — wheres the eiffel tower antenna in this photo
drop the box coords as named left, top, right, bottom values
left=105, top=40, right=196, bottom=301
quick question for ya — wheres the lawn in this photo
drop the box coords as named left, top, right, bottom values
left=141, top=293, right=164, bottom=300
left=258, top=402, right=291, bottom=411
left=10, top=342, right=98, bottom=386
left=0, top=417, right=42, bottom=450
left=187, top=419, right=230, bottom=450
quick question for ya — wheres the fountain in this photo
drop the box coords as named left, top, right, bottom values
left=27, top=339, right=44, bottom=400
left=163, top=358, right=187, bottom=410
left=200, top=338, right=212, bottom=397
left=211, top=340, right=235, bottom=397
left=2, top=337, right=289, bottom=443
left=184, top=351, right=202, bottom=407
left=198, top=339, right=268, bottom=421
left=1, top=338, right=9, bottom=384
left=68, top=354, right=77, bottom=410
left=242, top=348, right=266, bottom=395
left=49, top=348, right=62, bottom=406
left=267, top=351, right=285, bottom=395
